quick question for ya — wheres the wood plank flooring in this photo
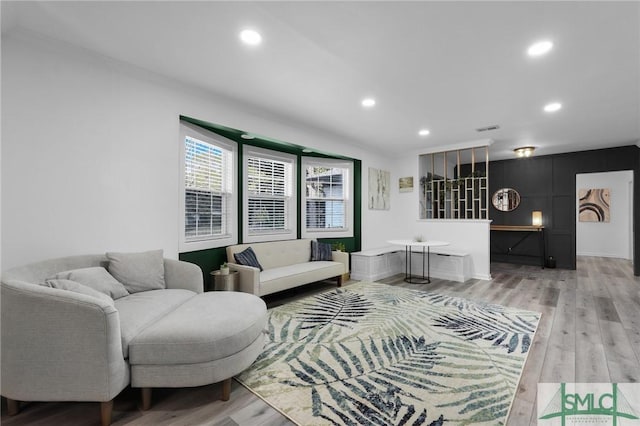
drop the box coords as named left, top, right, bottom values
left=2, top=257, right=638, bottom=425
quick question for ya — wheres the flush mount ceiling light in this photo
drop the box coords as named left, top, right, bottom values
left=240, top=133, right=255, bottom=140
left=527, top=40, right=553, bottom=57
left=514, top=146, right=535, bottom=158
left=239, top=29, right=262, bottom=46
left=302, top=148, right=313, bottom=153
left=361, top=98, right=376, bottom=108
left=544, top=102, right=562, bottom=112
left=418, top=129, right=430, bottom=137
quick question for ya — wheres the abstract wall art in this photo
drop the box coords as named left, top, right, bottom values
left=368, top=167, right=390, bottom=210
left=578, top=188, right=610, bottom=222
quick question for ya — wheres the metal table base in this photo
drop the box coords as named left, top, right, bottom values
left=404, top=245, right=432, bottom=284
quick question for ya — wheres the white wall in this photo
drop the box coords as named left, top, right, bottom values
left=576, top=170, right=633, bottom=259
left=1, top=31, right=388, bottom=271
left=388, top=152, right=492, bottom=280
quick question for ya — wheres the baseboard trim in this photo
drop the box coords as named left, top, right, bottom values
left=576, top=252, right=631, bottom=260
left=428, top=271, right=466, bottom=282
left=474, top=273, right=493, bottom=281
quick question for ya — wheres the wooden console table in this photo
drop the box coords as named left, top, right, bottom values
left=490, top=225, right=546, bottom=268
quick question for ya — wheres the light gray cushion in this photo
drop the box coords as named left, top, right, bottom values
left=45, top=279, right=115, bottom=306
left=54, top=266, right=129, bottom=299
left=106, top=249, right=165, bottom=294
left=131, top=332, right=265, bottom=388
left=114, top=289, right=196, bottom=358
left=129, top=292, right=267, bottom=365
left=258, top=261, right=344, bottom=296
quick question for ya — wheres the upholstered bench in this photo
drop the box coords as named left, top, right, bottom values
left=127, top=291, right=267, bottom=409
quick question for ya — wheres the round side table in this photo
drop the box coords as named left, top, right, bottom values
left=209, top=270, right=239, bottom=291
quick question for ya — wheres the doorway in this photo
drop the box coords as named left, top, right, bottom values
left=576, top=170, right=634, bottom=260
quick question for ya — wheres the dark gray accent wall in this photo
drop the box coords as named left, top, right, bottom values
left=489, top=145, right=640, bottom=275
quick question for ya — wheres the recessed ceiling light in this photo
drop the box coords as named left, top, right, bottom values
left=418, top=129, right=430, bottom=137
left=361, top=98, right=376, bottom=108
left=544, top=102, right=562, bottom=112
left=240, top=29, right=262, bottom=46
left=527, top=40, right=553, bottom=57
left=240, top=133, right=255, bottom=140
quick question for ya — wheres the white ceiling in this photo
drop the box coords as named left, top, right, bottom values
left=2, top=1, right=639, bottom=160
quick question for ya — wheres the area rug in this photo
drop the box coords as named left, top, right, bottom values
left=237, top=282, right=540, bottom=425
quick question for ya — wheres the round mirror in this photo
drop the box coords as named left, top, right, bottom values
left=492, top=188, right=521, bottom=212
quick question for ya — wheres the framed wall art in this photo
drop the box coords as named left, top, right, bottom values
left=399, top=176, right=413, bottom=193
left=368, top=167, right=390, bottom=210
left=578, top=188, right=610, bottom=222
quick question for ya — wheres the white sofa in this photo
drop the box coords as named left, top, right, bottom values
left=226, top=239, right=349, bottom=296
left=1, top=254, right=267, bottom=425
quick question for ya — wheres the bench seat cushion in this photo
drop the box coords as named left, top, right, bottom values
left=115, top=289, right=196, bottom=359
left=260, top=261, right=344, bottom=295
left=128, top=292, right=267, bottom=365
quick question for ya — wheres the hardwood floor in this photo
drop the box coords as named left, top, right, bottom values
left=2, top=257, right=638, bottom=425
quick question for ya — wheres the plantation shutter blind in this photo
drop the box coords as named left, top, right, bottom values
left=246, top=155, right=293, bottom=233
left=184, top=135, right=233, bottom=241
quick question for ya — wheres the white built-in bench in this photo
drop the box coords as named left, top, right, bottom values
left=351, top=246, right=471, bottom=283
left=350, top=247, right=404, bottom=282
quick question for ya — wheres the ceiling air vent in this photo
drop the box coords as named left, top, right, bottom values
left=476, top=125, right=500, bottom=132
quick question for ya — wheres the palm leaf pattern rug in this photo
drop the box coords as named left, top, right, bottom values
left=237, top=282, right=540, bottom=425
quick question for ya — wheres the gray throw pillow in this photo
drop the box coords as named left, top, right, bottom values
left=54, top=266, right=129, bottom=299
left=45, top=279, right=115, bottom=306
left=234, top=247, right=263, bottom=271
left=311, top=240, right=333, bottom=261
left=106, top=249, right=165, bottom=294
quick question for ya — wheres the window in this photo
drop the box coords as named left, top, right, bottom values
left=180, top=122, right=237, bottom=251
left=243, top=147, right=297, bottom=242
left=302, top=158, right=353, bottom=238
